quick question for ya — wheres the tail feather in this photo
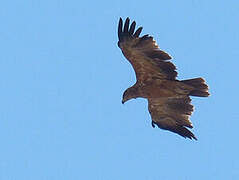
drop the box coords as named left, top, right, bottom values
left=181, top=78, right=209, bottom=97
left=190, top=90, right=209, bottom=97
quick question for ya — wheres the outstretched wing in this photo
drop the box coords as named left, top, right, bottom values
left=118, top=17, right=177, bottom=82
left=148, top=97, right=197, bottom=140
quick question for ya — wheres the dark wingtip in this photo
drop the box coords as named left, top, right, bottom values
left=154, top=122, right=197, bottom=140
left=133, top=27, right=143, bottom=37
left=123, top=17, right=130, bottom=33
left=118, top=17, right=123, bottom=40
left=193, top=136, right=198, bottom=141
left=129, top=21, right=136, bottom=35
left=118, top=17, right=142, bottom=44
left=183, top=129, right=197, bottom=140
left=188, top=135, right=198, bottom=140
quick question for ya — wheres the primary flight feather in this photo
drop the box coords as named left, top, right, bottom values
left=118, top=17, right=209, bottom=140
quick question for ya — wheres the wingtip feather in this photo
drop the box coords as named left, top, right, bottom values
left=129, top=21, right=136, bottom=35
left=133, top=27, right=143, bottom=37
left=123, top=17, right=130, bottom=33
left=118, top=18, right=123, bottom=40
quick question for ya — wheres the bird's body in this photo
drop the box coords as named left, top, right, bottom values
left=118, top=17, right=209, bottom=140
left=130, top=79, right=193, bottom=98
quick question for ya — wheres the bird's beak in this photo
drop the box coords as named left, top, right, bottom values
left=121, top=100, right=125, bottom=104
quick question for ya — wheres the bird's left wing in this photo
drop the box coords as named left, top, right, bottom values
left=118, top=17, right=177, bottom=83
left=148, top=97, right=197, bottom=140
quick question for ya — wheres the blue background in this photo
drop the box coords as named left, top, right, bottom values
left=0, top=0, right=238, bottom=179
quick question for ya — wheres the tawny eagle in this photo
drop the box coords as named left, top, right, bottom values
left=118, top=17, right=209, bottom=140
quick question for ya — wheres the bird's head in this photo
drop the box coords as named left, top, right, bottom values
left=122, top=86, right=139, bottom=104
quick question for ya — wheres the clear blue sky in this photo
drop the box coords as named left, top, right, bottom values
left=0, top=0, right=238, bottom=179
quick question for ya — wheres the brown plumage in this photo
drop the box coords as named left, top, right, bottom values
left=118, top=17, right=209, bottom=140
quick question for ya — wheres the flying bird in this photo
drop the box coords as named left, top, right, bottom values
left=117, top=17, right=209, bottom=140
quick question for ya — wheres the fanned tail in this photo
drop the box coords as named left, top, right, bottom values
left=181, top=78, right=209, bottom=97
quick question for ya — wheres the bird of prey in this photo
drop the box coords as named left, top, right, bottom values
left=117, top=17, right=209, bottom=140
